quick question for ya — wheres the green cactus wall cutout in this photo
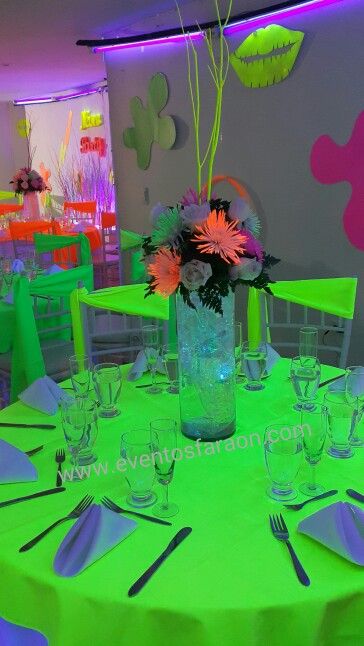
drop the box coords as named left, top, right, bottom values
left=123, top=73, right=176, bottom=170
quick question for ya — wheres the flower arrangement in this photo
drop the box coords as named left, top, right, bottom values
left=144, top=193, right=279, bottom=314
left=10, top=168, right=47, bottom=195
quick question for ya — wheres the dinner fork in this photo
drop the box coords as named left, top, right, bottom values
left=19, top=494, right=94, bottom=552
left=269, top=514, right=310, bottom=586
left=101, top=496, right=172, bottom=526
left=55, top=448, right=65, bottom=487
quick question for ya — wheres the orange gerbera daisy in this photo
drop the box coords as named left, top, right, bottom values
left=148, top=247, right=181, bottom=297
left=192, top=209, right=247, bottom=264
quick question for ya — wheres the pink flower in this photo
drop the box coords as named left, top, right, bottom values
left=31, top=179, right=39, bottom=188
left=243, top=230, right=264, bottom=261
left=21, top=181, right=28, bottom=189
left=230, top=257, right=263, bottom=281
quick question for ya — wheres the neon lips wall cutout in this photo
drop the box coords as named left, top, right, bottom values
left=230, top=24, right=304, bottom=88
left=311, top=111, right=364, bottom=251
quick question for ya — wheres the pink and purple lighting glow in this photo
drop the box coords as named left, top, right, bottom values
left=225, top=0, right=344, bottom=35
left=93, top=30, right=202, bottom=53
left=13, top=85, right=106, bottom=106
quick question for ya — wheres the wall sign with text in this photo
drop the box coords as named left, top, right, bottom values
left=80, top=110, right=103, bottom=130
left=80, top=136, right=107, bottom=157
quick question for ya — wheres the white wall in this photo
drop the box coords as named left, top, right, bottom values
left=105, top=0, right=364, bottom=361
left=0, top=103, right=27, bottom=195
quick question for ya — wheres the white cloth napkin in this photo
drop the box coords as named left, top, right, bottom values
left=18, top=376, right=72, bottom=415
left=265, top=344, right=281, bottom=375
left=329, top=367, right=364, bottom=396
left=11, top=259, right=24, bottom=273
left=127, top=348, right=165, bottom=381
left=3, top=290, right=13, bottom=304
left=0, top=439, right=37, bottom=484
left=298, top=501, right=364, bottom=565
left=0, top=617, right=47, bottom=646
left=44, top=264, right=64, bottom=275
left=54, top=503, right=137, bottom=577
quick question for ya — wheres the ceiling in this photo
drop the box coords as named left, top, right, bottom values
left=0, top=0, right=285, bottom=101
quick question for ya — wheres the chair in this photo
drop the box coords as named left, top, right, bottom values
left=120, top=228, right=146, bottom=284
left=0, top=204, right=23, bottom=217
left=93, top=211, right=119, bottom=287
left=63, top=201, right=97, bottom=226
left=34, top=232, right=92, bottom=270
left=9, top=220, right=56, bottom=260
left=254, top=278, right=357, bottom=368
left=71, top=283, right=169, bottom=366
left=0, top=266, right=94, bottom=401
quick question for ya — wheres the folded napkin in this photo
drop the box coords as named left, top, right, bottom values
left=127, top=348, right=165, bottom=381
left=265, top=343, right=280, bottom=375
left=54, top=503, right=137, bottom=576
left=72, top=222, right=88, bottom=232
left=11, top=259, right=24, bottom=273
left=0, top=617, right=47, bottom=646
left=329, top=367, right=364, bottom=396
left=18, top=375, right=72, bottom=415
left=3, top=290, right=13, bottom=304
left=0, top=439, right=37, bottom=484
left=298, top=501, right=364, bottom=565
left=44, top=264, right=64, bottom=275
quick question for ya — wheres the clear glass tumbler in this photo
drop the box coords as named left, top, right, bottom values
left=299, top=326, right=318, bottom=359
left=93, top=363, right=121, bottom=418
left=120, top=429, right=157, bottom=508
left=345, top=366, right=364, bottom=447
left=264, top=424, right=303, bottom=501
left=290, top=356, right=321, bottom=411
left=242, top=341, right=267, bottom=391
left=142, top=324, right=162, bottom=395
left=324, top=389, right=357, bottom=459
left=69, top=354, right=91, bottom=398
left=60, top=398, right=88, bottom=479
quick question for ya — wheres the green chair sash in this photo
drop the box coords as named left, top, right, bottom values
left=120, top=229, right=143, bottom=251
left=34, top=232, right=92, bottom=266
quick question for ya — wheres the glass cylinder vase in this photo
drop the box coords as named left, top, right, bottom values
left=22, top=192, right=41, bottom=221
left=176, top=290, right=236, bottom=441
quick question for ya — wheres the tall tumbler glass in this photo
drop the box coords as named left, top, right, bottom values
left=324, top=388, right=357, bottom=459
left=299, top=404, right=327, bottom=496
left=264, top=424, right=303, bottom=501
left=163, top=344, right=179, bottom=394
left=299, top=326, right=318, bottom=359
left=345, top=366, right=364, bottom=447
left=291, top=356, right=321, bottom=411
left=120, top=429, right=157, bottom=508
left=77, top=398, right=98, bottom=466
left=69, top=354, right=91, bottom=398
left=61, top=398, right=88, bottom=480
left=93, top=363, right=121, bottom=418
left=235, top=322, right=244, bottom=384
left=242, top=341, right=267, bottom=391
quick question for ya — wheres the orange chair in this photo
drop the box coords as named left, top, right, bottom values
left=9, top=220, right=58, bottom=260
left=63, top=200, right=97, bottom=226
left=0, top=204, right=23, bottom=217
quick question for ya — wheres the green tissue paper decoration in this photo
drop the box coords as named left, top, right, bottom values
left=123, top=73, right=176, bottom=170
left=230, top=24, right=304, bottom=88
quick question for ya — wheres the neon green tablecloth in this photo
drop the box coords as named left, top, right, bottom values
left=1, top=359, right=364, bottom=646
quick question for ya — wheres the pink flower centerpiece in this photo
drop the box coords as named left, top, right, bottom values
left=10, top=168, right=47, bottom=195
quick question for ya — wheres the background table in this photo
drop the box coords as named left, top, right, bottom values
left=0, top=359, right=363, bottom=646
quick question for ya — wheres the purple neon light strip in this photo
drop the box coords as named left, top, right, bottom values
left=94, top=30, right=202, bottom=53
left=225, top=0, right=344, bottom=34
left=14, top=86, right=104, bottom=106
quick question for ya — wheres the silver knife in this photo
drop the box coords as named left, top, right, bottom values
left=0, top=487, right=65, bottom=509
left=0, top=422, right=56, bottom=430
left=128, top=527, right=192, bottom=597
left=318, top=374, right=345, bottom=389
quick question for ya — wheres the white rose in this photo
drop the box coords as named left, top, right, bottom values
left=229, top=257, right=263, bottom=281
left=181, top=260, right=212, bottom=291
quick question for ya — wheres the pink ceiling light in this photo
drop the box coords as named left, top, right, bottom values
left=225, top=0, right=344, bottom=35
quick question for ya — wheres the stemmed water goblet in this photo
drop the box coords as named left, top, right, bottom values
left=151, top=418, right=179, bottom=518
left=290, top=356, right=321, bottom=411
left=299, top=326, right=318, bottom=359
left=299, top=404, right=328, bottom=496
left=60, top=398, right=89, bottom=480
left=162, top=343, right=179, bottom=394
left=142, top=324, right=162, bottom=394
left=235, top=322, right=244, bottom=384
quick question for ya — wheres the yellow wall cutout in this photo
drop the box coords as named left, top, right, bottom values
left=230, top=24, right=304, bottom=88
left=80, top=110, right=103, bottom=130
left=16, top=119, right=30, bottom=138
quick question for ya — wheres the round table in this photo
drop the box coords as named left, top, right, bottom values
left=0, top=359, right=363, bottom=646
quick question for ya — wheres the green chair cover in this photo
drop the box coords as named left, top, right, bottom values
left=71, top=283, right=170, bottom=358
left=248, top=278, right=357, bottom=346
left=0, top=190, right=20, bottom=202
left=130, top=249, right=147, bottom=284
left=10, top=265, right=94, bottom=402
left=34, top=232, right=92, bottom=266
left=120, top=229, right=143, bottom=251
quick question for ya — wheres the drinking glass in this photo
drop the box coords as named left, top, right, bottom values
left=120, top=429, right=157, bottom=508
left=163, top=344, right=179, bottom=394
left=299, top=404, right=328, bottom=496
left=93, top=363, right=121, bottom=418
left=299, top=326, right=318, bottom=359
left=77, top=398, right=98, bottom=466
left=235, top=322, right=244, bottom=384
left=242, top=341, right=267, bottom=391
left=61, top=398, right=88, bottom=479
left=69, top=354, right=91, bottom=398
left=345, top=366, right=364, bottom=447
left=290, top=356, right=321, bottom=411
left=151, top=418, right=179, bottom=518
left=142, top=324, right=162, bottom=394
left=324, top=388, right=357, bottom=458
left=264, top=424, right=303, bottom=501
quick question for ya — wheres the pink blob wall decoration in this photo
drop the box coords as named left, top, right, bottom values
left=310, top=111, right=364, bottom=251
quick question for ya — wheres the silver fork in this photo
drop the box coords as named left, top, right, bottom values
left=269, top=514, right=310, bottom=586
left=55, top=448, right=66, bottom=487
left=101, top=496, right=172, bottom=526
left=19, top=494, right=94, bottom=552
